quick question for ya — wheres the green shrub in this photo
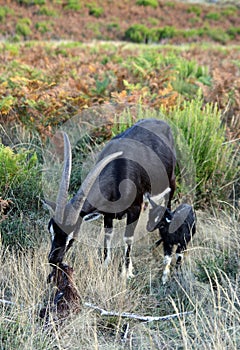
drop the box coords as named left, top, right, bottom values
left=15, top=18, right=32, bottom=38
left=162, top=94, right=237, bottom=205
left=37, top=6, right=57, bottom=16
left=227, top=27, right=240, bottom=39
left=221, top=6, right=237, bottom=17
left=187, top=5, right=202, bottom=16
left=125, top=24, right=149, bottom=43
left=65, top=0, right=81, bottom=11
left=205, top=28, right=230, bottom=44
left=165, top=1, right=175, bottom=8
left=87, top=3, right=104, bottom=18
left=0, top=143, right=43, bottom=248
left=35, top=21, right=51, bottom=34
left=154, top=26, right=176, bottom=40
left=16, top=0, right=46, bottom=4
left=136, top=0, right=158, bottom=8
left=0, top=6, right=13, bottom=21
left=205, top=12, right=221, bottom=21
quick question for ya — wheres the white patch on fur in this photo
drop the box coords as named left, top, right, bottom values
left=83, top=212, right=102, bottom=222
left=49, top=223, right=54, bottom=242
left=104, top=233, right=113, bottom=267
left=165, top=217, right=171, bottom=223
left=154, top=215, right=159, bottom=223
left=162, top=255, right=172, bottom=284
left=66, top=231, right=74, bottom=246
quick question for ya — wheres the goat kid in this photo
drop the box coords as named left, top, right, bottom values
left=45, top=119, right=176, bottom=278
left=147, top=196, right=196, bottom=284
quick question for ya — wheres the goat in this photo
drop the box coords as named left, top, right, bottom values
left=45, top=119, right=176, bottom=278
left=146, top=195, right=196, bottom=284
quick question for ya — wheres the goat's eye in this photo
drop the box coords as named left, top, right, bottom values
left=154, top=215, right=159, bottom=223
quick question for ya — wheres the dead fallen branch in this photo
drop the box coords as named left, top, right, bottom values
left=85, top=302, right=194, bottom=322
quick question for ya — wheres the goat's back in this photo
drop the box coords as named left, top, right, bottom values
left=83, top=119, right=176, bottom=215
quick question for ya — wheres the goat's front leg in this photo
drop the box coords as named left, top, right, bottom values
left=162, top=243, right=173, bottom=284
left=103, top=215, right=113, bottom=267
left=122, top=206, right=141, bottom=279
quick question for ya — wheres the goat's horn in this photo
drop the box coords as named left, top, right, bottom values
left=147, top=187, right=171, bottom=208
left=54, top=132, right=72, bottom=224
left=64, top=151, right=123, bottom=226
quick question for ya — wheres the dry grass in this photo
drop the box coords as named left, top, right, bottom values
left=0, top=207, right=239, bottom=349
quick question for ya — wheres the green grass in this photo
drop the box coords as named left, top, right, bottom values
left=136, top=0, right=158, bottom=8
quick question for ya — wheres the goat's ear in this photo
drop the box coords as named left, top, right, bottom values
left=42, top=199, right=56, bottom=215
left=146, top=194, right=157, bottom=209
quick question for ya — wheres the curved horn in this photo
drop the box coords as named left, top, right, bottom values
left=54, top=132, right=72, bottom=224
left=147, top=187, right=171, bottom=208
left=64, top=151, right=123, bottom=226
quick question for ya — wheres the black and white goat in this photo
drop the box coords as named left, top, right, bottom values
left=147, top=194, right=196, bottom=284
left=45, top=119, right=176, bottom=278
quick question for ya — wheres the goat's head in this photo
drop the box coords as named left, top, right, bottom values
left=146, top=190, right=172, bottom=232
left=44, top=132, right=122, bottom=265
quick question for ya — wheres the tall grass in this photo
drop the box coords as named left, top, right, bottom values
left=0, top=208, right=239, bottom=349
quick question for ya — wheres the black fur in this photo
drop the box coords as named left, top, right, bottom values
left=147, top=203, right=196, bottom=264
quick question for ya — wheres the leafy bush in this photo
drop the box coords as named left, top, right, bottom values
left=0, top=143, right=43, bottom=248
left=187, top=5, right=202, bottom=16
left=37, top=6, right=57, bottom=16
left=125, top=24, right=149, bottom=43
left=87, top=3, right=104, bottom=18
left=227, top=27, right=240, bottom=39
left=65, top=0, right=81, bottom=11
left=221, top=6, right=237, bottom=17
left=205, top=12, right=221, bottom=21
left=205, top=28, right=230, bottom=44
left=136, top=0, right=158, bottom=8
left=15, top=18, right=32, bottom=38
left=154, top=26, right=177, bottom=40
left=0, top=6, right=13, bottom=21
left=35, top=21, right=51, bottom=34
left=16, top=0, right=45, bottom=4
left=0, top=144, right=38, bottom=196
left=162, top=94, right=238, bottom=205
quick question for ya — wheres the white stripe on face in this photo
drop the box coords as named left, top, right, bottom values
left=66, top=232, right=74, bottom=246
left=49, top=223, right=55, bottom=242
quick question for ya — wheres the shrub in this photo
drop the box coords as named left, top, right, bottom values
left=37, top=6, right=57, bottom=16
left=35, top=21, right=51, bottom=34
left=65, top=0, right=81, bottom=11
left=205, top=28, right=230, bottom=44
left=227, top=27, right=240, bottom=39
left=136, top=0, right=158, bottom=8
left=0, top=6, right=13, bottom=21
left=205, top=12, right=221, bottom=21
left=125, top=24, right=149, bottom=43
left=87, top=3, right=104, bottom=18
left=15, top=18, right=32, bottom=38
left=221, top=6, right=237, bottom=17
left=154, top=26, right=176, bottom=40
left=0, top=143, right=43, bottom=249
left=187, top=5, right=202, bottom=16
left=162, top=94, right=238, bottom=205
